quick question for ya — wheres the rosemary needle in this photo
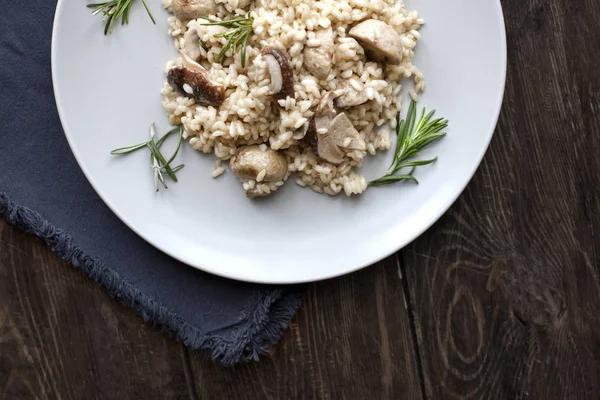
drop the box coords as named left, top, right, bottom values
left=150, top=122, right=160, bottom=192
left=110, top=124, right=185, bottom=191
left=110, top=142, right=147, bottom=154
left=369, top=100, right=448, bottom=187
left=147, top=140, right=177, bottom=181
left=202, top=13, right=254, bottom=67
left=88, top=0, right=156, bottom=35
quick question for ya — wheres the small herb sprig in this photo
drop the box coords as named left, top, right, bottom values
left=202, top=13, right=254, bottom=67
left=111, top=124, right=184, bottom=191
left=369, top=100, right=448, bottom=187
left=88, top=0, right=156, bottom=35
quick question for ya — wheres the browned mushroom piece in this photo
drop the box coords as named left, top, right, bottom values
left=348, top=19, right=404, bottom=64
left=167, top=52, right=225, bottom=107
left=172, top=0, right=218, bottom=21
left=230, top=145, right=288, bottom=183
left=305, top=117, right=319, bottom=153
left=335, top=76, right=369, bottom=109
left=262, top=47, right=295, bottom=100
left=303, top=28, right=334, bottom=80
left=316, top=113, right=366, bottom=164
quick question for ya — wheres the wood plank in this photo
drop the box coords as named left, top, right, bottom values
left=0, top=220, right=193, bottom=400
left=0, top=219, right=423, bottom=398
left=402, top=0, right=600, bottom=398
left=188, top=259, right=423, bottom=400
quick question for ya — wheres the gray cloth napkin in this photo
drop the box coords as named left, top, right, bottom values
left=0, top=1, right=302, bottom=366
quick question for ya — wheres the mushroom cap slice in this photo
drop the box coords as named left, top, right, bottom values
left=303, top=28, right=334, bottom=80
left=317, top=113, right=366, bottom=164
left=348, top=19, right=403, bottom=64
left=262, top=47, right=295, bottom=100
left=172, top=0, right=218, bottom=21
left=167, top=67, right=225, bottom=107
left=305, top=117, right=319, bottom=153
left=230, top=145, right=288, bottom=182
left=167, top=52, right=225, bottom=107
left=303, top=91, right=338, bottom=151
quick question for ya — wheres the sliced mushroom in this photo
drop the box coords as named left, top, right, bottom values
left=313, top=93, right=337, bottom=134
left=335, top=76, right=369, bottom=109
left=304, top=91, right=338, bottom=151
left=230, top=145, right=288, bottom=183
left=172, top=0, right=218, bottom=21
left=167, top=52, right=225, bottom=107
left=262, top=47, right=294, bottom=100
left=183, top=26, right=206, bottom=61
left=303, top=28, right=334, bottom=80
left=314, top=115, right=332, bottom=132
left=304, top=118, right=318, bottom=153
left=348, top=19, right=403, bottom=64
left=307, top=113, right=337, bottom=155
left=294, top=92, right=336, bottom=141
left=316, top=113, right=366, bottom=164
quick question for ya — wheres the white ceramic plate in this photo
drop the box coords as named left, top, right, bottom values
left=52, top=0, right=506, bottom=283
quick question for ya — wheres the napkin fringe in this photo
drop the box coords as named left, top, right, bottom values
left=0, top=193, right=302, bottom=366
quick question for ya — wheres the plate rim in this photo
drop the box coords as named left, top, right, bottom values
left=51, top=0, right=507, bottom=284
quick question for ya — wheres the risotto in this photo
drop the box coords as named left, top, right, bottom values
left=161, top=0, right=425, bottom=197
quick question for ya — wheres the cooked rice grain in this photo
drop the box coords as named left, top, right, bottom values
left=162, top=0, right=424, bottom=196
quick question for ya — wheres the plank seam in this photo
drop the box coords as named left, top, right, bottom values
left=397, top=252, right=428, bottom=400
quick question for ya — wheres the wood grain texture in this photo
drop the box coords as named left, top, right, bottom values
left=188, top=260, right=422, bottom=400
left=0, top=221, right=194, bottom=400
left=402, top=0, right=600, bottom=398
left=2, top=0, right=600, bottom=398
left=0, top=220, right=421, bottom=399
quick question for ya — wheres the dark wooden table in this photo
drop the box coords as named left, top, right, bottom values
left=1, top=0, right=599, bottom=398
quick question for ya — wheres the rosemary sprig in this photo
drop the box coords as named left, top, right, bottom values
left=150, top=123, right=161, bottom=190
left=110, top=124, right=185, bottom=192
left=202, top=13, right=254, bottom=67
left=88, top=0, right=156, bottom=35
left=369, top=100, right=448, bottom=187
